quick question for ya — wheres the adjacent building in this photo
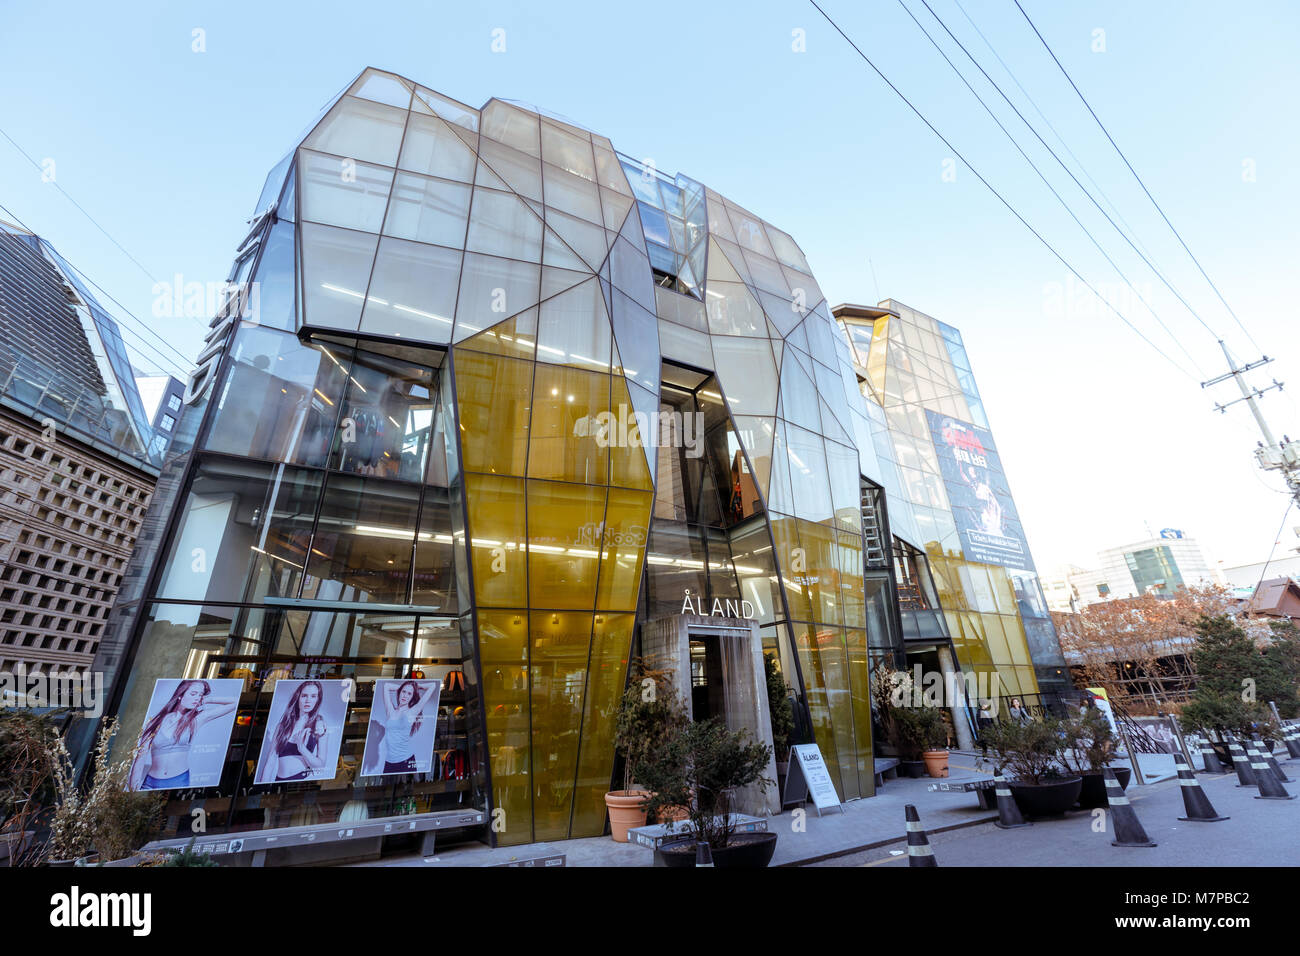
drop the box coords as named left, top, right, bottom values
left=134, top=374, right=187, bottom=461
left=82, top=68, right=1066, bottom=854
left=0, top=219, right=162, bottom=676
left=1046, top=530, right=1224, bottom=611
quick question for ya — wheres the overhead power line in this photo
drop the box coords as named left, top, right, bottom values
left=896, top=0, right=1205, bottom=376
left=1012, top=0, right=1263, bottom=355
left=807, top=0, right=1197, bottom=380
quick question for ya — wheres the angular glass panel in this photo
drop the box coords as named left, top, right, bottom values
left=474, top=137, right=540, bottom=200
left=711, top=336, right=777, bottom=417
left=302, top=475, right=420, bottom=603
left=326, top=345, right=437, bottom=482
left=570, top=613, right=634, bottom=835
left=706, top=280, right=767, bottom=337
left=466, top=187, right=544, bottom=262
left=727, top=203, right=776, bottom=258
left=597, top=487, right=652, bottom=609
left=528, top=610, right=592, bottom=840
left=481, top=100, right=541, bottom=157
left=655, top=286, right=707, bottom=331
left=477, top=610, right=530, bottom=842
left=837, top=534, right=866, bottom=629
left=785, top=423, right=834, bottom=524
left=732, top=415, right=776, bottom=501
left=765, top=224, right=811, bottom=272
left=527, top=479, right=607, bottom=607
left=636, top=201, right=671, bottom=246
left=541, top=264, right=590, bottom=301
left=536, top=278, right=611, bottom=371
left=826, top=441, right=862, bottom=533
left=770, top=515, right=809, bottom=620
left=466, top=474, right=528, bottom=605
left=542, top=228, right=593, bottom=274
left=453, top=253, right=540, bottom=342
left=544, top=209, right=608, bottom=271
left=298, top=150, right=393, bottom=233
left=543, top=162, right=602, bottom=223
left=528, top=365, right=610, bottom=484
left=413, top=86, right=479, bottom=131
left=453, top=349, right=532, bottom=476
left=608, top=289, right=660, bottom=394
left=610, top=229, right=656, bottom=315
left=153, top=457, right=323, bottom=604
left=303, top=95, right=406, bottom=168
left=594, top=144, right=631, bottom=195
left=626, top=381, right=660, bottom=486
left=299, top=222, right=379, bottom=331
left=705, top=190, right=736, bottom=243
left=608, top=375, right=653, bottom=491
left=360, top=238, right=459, bottom=342
left=452, top=310, right=537, bottom=362
left=248, top=219, right=295, bottom=331
left=600, top=188, right=633, bottom=233
left=412, top=493, right=458, bottom=611
left=383, top=172, right=471, bottom=248
left=398, top=112, right=476, bottom=183
left=348, top=69, right=413, bottom=108
left=656, top=315, right=711, bottom=367
left=781, top=265, right=823, bottom=307
left=541, top=120, right=595, bottom=180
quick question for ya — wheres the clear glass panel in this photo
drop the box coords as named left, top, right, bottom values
left=398, top=112, right=477, bottom=183
left=527, top=480, right=607, bottom=608
left=656, top=317, right=711, bottom=366
left=299, top=222, right=379, bottom=331
left=543, top=162, right=602, bottom=223
left=453, top=253, right=540, bottom=342
left=593, top=144, right=630, bottom=195
left=706, top=280, right=766, bottom=336
left=608, top=289, right=660, bottom=394
left=326, top=346, right=437, bottom=482
left=383, top=172, right=471, bottom=248
left=779, top=352, right=822, bottom=433
left=711, top=336, right=778, bottom=417
left=302, top=475, right=421, bottom=603
left=360, top=238, right=460, bottom=342
left=608, top=375, right=653, bottom=492
left=527, top=365, right=610, bottom=484
left=465, top=475, right=528, bottom=606
left=348, top=69, right=413, bottom=108
left=481, top=100, right=541, bottom=157
left=413, top=86, right=479, bottom=131
left=248, top=219, right=295, bottom=331
left=476, top=138, right=542, bottom=201
left=727, top=204, right=776, bottom=258
left=153, top=458, right=323, bottom=604
left=536, top=278, right=611, bottom=371
left=452, top=349, right=533, bottom=476
left=765, top=224, right=811, bottom=271
left=599, top=188, right=633, bottom=233
left=543, top=208, right=608, bottom=271
left=655, top=286, right=707, bottom=331
left=785, top=424, right=834, bottom=524
left=732, top=415, right=776, bottom=501
left=412, top=495, right=458, bottom=613
left=541, top=121, right=595, bottom=180
left=465, top=187, right=544, bottom=262
left=302, top=96, right=407, bottom=168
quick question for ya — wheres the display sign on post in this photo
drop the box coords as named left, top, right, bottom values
left=783, top=743, right=843, bottom=815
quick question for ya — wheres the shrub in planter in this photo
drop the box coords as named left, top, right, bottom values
left=0, top=709, right=61, bottom=866
left=642, top=718, right=775, bottom=867
left=983, top=716, right=1080, bottom=817
left=764, top=654, right=794, bottom=768
left=1061, top=708, right=1128, bottom=809
left=608, top=661, right=689, bottom=841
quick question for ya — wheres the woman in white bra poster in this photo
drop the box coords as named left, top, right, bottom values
left=362, top=679, right=441, bottom=776
left=128, top=678, right=242, bottom=791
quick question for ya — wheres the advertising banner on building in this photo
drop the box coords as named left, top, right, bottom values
left=925, top=410, right=1031, bottom=570
left=361, top=679, right=442, bottom=776
left=128, top=679, right=242, bottom=791
left=253, top=679, right=350, bottom=784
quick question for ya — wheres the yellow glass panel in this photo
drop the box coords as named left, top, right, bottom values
left=792, top=622, right=848, bottom=799
left=453, top=348, right=532, bottom=476
left=845, top=627, right=875, bottom=797
left=981, top=613, right=1012, bottom=665
left=465, top=474, right=527, bottom=607
left=608, top=373, right=653, bottom=490
left=527, top=479, right=606, bottom=608
left=1017, top=666, right=1041, bottom=696
left=597, top=488, right=652, bottom=611
left=770, top=515, right=810, bottom=621
left=796, top=520, right=843, bottom=627
left=528, top=364, right=610, bottom=484
left=570, top=613, right=634, bottom=836
left=835, top=529, right=865, bottom=628
left=1004, top=616, right=1034, bottom=667
left=529, top=611, right=592, bottom=842
left=476, top=610, right=530, bottom=845
left=453, top=310, right=537, bottom=361
left=989, top=567, right=1018, bottom=616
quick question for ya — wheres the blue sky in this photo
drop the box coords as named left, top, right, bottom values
left=3, top=0, right=1298, bottom=572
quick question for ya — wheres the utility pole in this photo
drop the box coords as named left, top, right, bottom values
left=1201, top=341, right=1300, bottom=507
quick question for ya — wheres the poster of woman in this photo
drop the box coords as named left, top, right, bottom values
left=361, top=679, right=442, bottom=776
left=128, top=678, right=242, bottom=791
left=253, top=679, right=350, bottom=784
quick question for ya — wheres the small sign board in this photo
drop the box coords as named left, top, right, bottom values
left=783, top=744, right=843, bottom=815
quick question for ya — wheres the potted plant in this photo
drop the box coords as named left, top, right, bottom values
left=983, top=716, right=1081, bottom=817
left=607, top=661, right=688, bottom=841
left=764, top=655, right=794, bottom=789
left=917, top=707, right=951, bottom=778
left=642, top=718, right=776, bottom=868
left=1061, top=707, right=1130, bottom=808
left=0, top=709, right=61, bottom=867
left=884, top=706, right=928, bottom=777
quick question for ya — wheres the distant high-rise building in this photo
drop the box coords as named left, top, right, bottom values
left=133, top=373, right=187, bottom=460
left=0, top=219, right=164, bottom=676
left=1045, top=530, right=1223, bottom=611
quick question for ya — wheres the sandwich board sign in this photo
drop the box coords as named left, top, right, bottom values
left=783, top=743, right=843, bottom=815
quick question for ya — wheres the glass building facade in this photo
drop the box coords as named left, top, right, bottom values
left=88, top=69, right=1065, bottom=850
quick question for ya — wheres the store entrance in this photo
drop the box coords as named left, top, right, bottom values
left=689, top=635, right=725, bottom=722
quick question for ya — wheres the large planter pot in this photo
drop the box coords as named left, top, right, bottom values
left=923, top=750, right=950, bottom=778
left=900, top=760, right=927, bottom=778
left=1008, top=776, right=1083, bottom=818
left=655, top=832, right=778, bottom=868
left=1076, top=767, right=1132, bottom=809
left=604, top=790, right=649, bottom=842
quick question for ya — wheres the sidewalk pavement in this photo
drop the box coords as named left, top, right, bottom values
left=357, top=751, right=1008, bottom=867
